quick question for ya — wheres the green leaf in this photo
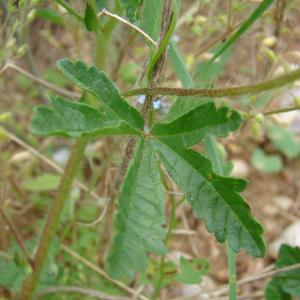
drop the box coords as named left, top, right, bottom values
left=265, top=281, right=292, bottom=300
left=31, top=96, right=139, bottom=138
left=151, top=102, right=242, bottom=147
left=167, top=96, right=210, bottom=122
left=155, top=137, right=265, bottom=257
left=120, top=0, right=142, bottom=22
left=176, top=257, right=210, bottom=285
left=141, top=0, right=163, bottom=40
left=22, top=173, right=61, bottom=192
left=203, top=134, right=233, bottom=176
left=211, top=0, right=274, bottom=61
left=107, top=138, right=166, bottom=279
left=265, top=244, right=300, bottom=299
left=169, top=42, right=193, bottom=88
left=267, top=123, right=300, bottom=159
left=84, top=3, right=98, bottom=32
left=275, top=245, right=300, bottom=296
left=195, top=47, right=232, bottom=82
left=36, top=8, right=63, bottom=25
left=251, top=149, right=283, bottom=174
left=57, top=59, right=144, bottom=131
left=96, top=0, right=108, bottom=11
left=0, top=259, right=26, bottom=292
left=55, top=0, right=84, bottom=22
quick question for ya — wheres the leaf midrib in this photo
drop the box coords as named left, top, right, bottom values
left=155, top=137, right=260, bottom=248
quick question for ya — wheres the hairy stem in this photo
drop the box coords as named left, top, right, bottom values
left=123, top=68, right=300, bottom=98
left=19, top=0, right=116, bottom=296
left=19, top=138, right=88, bottom=300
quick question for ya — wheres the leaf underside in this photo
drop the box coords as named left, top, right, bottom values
left=154, top=137, right=265, bottom=257
left=31, top=96, right=139, bottom=138
left=107, top=138, right=166, bottom=279
left=151, top=102, right=242, bottom=147
left=57, top=59, right=144, bottom=131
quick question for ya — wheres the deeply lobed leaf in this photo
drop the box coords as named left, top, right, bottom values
left=107, top=138, right=166, bottom=279
left=31, top=96, right=139, bottom=138
left=57, top=59, right=144, bottom=131
left=154, top=137, right=265, bottom=257
left=151, top=102, right=242, bottom=147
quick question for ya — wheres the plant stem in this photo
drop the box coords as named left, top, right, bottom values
left=19, top=138, right=88, bottom=300
left=123, top=68, right=300, bottom=98
left=18, top=0, right=118, bottom=294
left=263, top=105, right=300, bottom=116
left=227, top=245, right=237, bottom=300
left=151, top=197, right=176, bottom=300
left=55, top=0, right=84, bottom=22
left=148, top=3, right=177, bottom=299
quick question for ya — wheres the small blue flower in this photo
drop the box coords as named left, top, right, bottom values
left=153, top=100, right=161, bottom=110
left=172, top=34, right=180, bottom=43
left=137, top=95, right=146, bottom=104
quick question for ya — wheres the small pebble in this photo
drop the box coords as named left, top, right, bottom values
left=231, top=159, right=249, bottom=177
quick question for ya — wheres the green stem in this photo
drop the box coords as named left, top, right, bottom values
left=151, top=197, right=176, bottom=300
left=19, top=0, right=119, bottom=296
left=123, top=68, right=300, bottom=98
left=227, top=245, right=237, bottom=300
left=147, top=0, right=178, bottom=82
left=55, top=0, right=84, bottom=22
left=19, top=138, right=88, bottom=300
left=244, top=106, right=300, bottom=120
left=263, top=105, right=300, bottom=116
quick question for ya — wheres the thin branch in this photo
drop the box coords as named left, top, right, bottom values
left=1, top=127, right=102, bottom=203
left=61, top=245, right=150, bottom=300
left=0, top=62, right=80, bottom=99
left=227, top=0, right=233, bottom=33
left=123, top=68, right=300, bottom=98
left=263, top=105, right=300, bottom=116
left=98, top=9, right=157, bottom=47
left=211, top=292, right=264, bottom=300
left=20, top=138, right=89, bottom=300
left=0, top=207, right=34, bottom=268
left=172, top=229, right=196, bottom=236
left=0, top=251, right=12, bottom=260
left=37, top=286, right=129, bottom=300
left=172, top=263, right=300, bottom=300
left=76, top=197, right=110, bottom=227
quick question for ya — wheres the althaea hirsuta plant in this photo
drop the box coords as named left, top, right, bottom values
left=31, top=59, right=265, bottom=280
